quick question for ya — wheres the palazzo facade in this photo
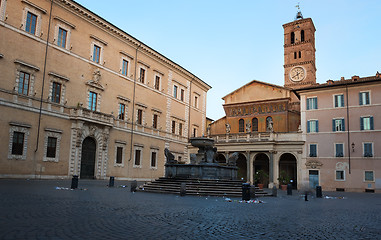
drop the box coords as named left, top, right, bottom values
left=0, top=0, right=210, bottom=180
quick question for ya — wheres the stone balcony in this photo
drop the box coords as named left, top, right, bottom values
left=69, top=107, right=114, bottom=126
left=210, top=132, right=303, bottom=143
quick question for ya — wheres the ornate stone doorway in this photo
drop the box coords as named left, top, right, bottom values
left=236, top=153, right=247, bottom=181
left=254, top=153, right=270, bottom=187
left=80, top=137, right=97, bottom=179
left=279, top=153, right=297, bottom=189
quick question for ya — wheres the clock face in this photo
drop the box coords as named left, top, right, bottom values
left=289, top=66, right=306, bottom=82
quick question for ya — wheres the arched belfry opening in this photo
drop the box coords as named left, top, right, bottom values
left=80, top=137, right=97, bottom=179
left=279, top=153, right=297, bottom=189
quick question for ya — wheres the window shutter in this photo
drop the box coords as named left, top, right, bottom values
left=366, top=92, right=370, bottom=104
left=342, top=119, right=345, bottom=131
left=307, top=121, right=310, bottom=133
left=306, top=99, right=310, bottom=110
left=360, top=117, right=364, bottom=130
left=359, top=93, right=363, bottom=105
left=332, top=119, right=336, bottom=132
left=314, top=98, right=318, bottom=109
left=341, top=95, right=344, bottom=107
left=335, top=96, right=338, bottom=107
left=311, top=145, right=317, bottom=157
left=316, top=120, right=319, bottom=132
left=370, top=116, right=374, bottom=130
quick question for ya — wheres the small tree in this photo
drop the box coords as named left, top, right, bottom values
left=278, top=170, right=290, bottom=185
left=255, top=170, right=269, bottom=184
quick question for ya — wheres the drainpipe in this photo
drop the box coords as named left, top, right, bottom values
left=346, top=82, right=351, bottom=174
left=188, top=78, right=193, bottom=138
left=35, top=0, right=53, bottom=153
left=129, top=43, right=141, bottom=162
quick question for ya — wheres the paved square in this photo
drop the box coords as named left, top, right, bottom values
left=0, top=179, right=380, bottom=239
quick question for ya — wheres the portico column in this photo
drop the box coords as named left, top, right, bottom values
left=247, top=151, right=254, bottom=184
left=269, top=151, right=275, bottom=186
left=246, top=151, right=251, bottom=183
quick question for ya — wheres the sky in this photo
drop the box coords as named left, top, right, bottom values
left=75, top=0, right=381, bottom=121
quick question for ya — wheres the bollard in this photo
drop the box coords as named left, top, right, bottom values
left=130, top=180, right=137, bottom=192
left=109, top=176, right=115, bottom=187
left=272, top=186, right=277, bottom=197
left=180, top=182, right=186, bottom=196
left=316, top=186, right=322, bottom=198
left=250, top=185, right=256, bottom=199
left=71, top=175, right=78, bottom=189
left=305, top=191, right=308, bottom=201
left=242, top=183, right=250, bottom=201
left=287, top=184, right=292, bottom=195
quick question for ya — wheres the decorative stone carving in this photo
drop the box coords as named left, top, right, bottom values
left=336, top=162, right=348, bottom=170
left=225, top=123, right=231, bottom=134
left=267, top=118, right=274, bottom=132
left=164, top=148, right=177, bottom=164
left=305, top=160, right=323, bottom=169
left=227, top=152, right=239, bottom=166
left=245, top=121, right=251, bottom=132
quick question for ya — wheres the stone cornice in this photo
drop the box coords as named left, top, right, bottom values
left=282, top=18, right=315, bottom=31
left=22, top=0, right=47, bottom=14
left=284, top=60, right=316, bottom=71
left=53, top=16, right=76, bottom=29
left=57, top=0, right=211, bottom=90
left=284, top=39, right=315, bottom=49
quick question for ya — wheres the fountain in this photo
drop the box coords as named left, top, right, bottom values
left=164, top=137, right=238, bottom=180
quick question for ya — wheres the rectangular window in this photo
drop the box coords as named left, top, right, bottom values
left=18, top=72, right=30, bottom=95
left=151, top=151, right=157, bottom=168
left=46, top=137, right=57, bottom=158
left=26, top=12, right=37, bottom=34
left=334, top=94, right=345, bottom=108
left=116, top=147, right=123, bottom=164
left=88, top=92, right=97, bottom=111
left=193, top=128, right=197, bottom=137
left=363, top=143, right=373, bottom=157
left=137, top=109, right=143, bottom=125
left=12, top=132, right=24, bottom=155
left=194, top=96, right=198, bottom=108
left=180, top=89, right=184, bottom=101
left=153, top=114, right=158, bottom=129
left=336, top=170, right=345, bottom=181
left=93, top=45, right=101, bottom=63
left=154, top=76, right=160, bottom=90
left=57, top=28, right=67, bottom=48
left=364, top=171, right=374, bottom=182
left=118, top=103, right=125, bottom=120
left=335, top=143, right=344, bottom=157
left=306, top=97, right=318, bottom=110
left=139, top=68, right=145, bottom=83
left=179, top=123, right=183, bottom=136
left=309, top=144, right=317, bottom=157
left=52, top=82, right=61, bottom=103
left=360, top=116, right=374, bottom=130
left=134, top=149, right=141, bottom=166
left=307, top=120, right=319, bottom=133
left=332, top=119, right=345, bottom=132
left=122, top=60, right=129, bottom=76
left=173, top=85, right=178, bottom=98
left=359, top=92, right=370, bottom=105
left=172, top=121, right=176, bottom=134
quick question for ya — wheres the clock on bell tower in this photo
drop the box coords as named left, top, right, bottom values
left=283, top=11, right=316, bottom=89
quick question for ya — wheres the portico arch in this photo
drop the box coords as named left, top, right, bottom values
left=253, top=153, right=270, bottom=187
left=216, top=153, right=226, bottom=165
left=279, top=153, right=297, bottom=189
left=236, top=153, right=247, bottom=181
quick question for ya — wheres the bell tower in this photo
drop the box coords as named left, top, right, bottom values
left=283, top=10, right=316, bottom=89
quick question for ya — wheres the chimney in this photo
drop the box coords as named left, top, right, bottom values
left=351, top=75, right=359, bottom=81
left=340, top=77, right=345, bottom=81
left=326, top=79, right=334, bottom=85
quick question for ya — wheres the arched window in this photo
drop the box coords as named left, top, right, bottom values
left=294, top=52, right=297, bottom=59
left=291, top=32, right=295, bottom=44
left=266, top=116, right=273, bottom=132
left=239, top=119, right=245, bottom=132
left=252, top=118, right=258, bottom=132
left=299, top=51, right=301, bottom=58
left=301, top=30, right=305, bottom=42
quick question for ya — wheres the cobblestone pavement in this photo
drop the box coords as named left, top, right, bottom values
left=0, top=179, right=380, bottom=240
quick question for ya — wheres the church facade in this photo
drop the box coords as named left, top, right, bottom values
left=0, top=0, right=210, bottom=180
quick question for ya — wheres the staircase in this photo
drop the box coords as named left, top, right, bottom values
left=138, top=178, right=271, bottom=197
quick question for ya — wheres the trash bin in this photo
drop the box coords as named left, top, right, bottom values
left=242, top=183, right=250, bottom=201
left=130, top=180, right=137, bottom=192
left=316, top=186, right=322, bottom=198
left=71, top=175, right=78, bottom=189
left=109, top=176, right=115, bottom=187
